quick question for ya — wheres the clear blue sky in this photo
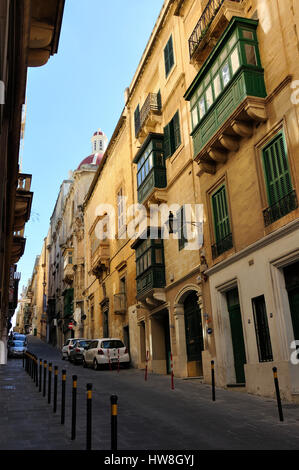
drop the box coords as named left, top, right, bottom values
left=17, top=0, right=164, bottom=294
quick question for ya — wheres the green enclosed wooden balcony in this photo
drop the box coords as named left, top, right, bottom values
left=185, top=17, right=267, bottom=175
left=134, top=133, right=167, bottom=204
left=132, top=230, right=166, bottom=304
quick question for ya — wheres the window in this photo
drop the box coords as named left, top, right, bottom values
left=164, top=111, right=181, bottom=159
left=252, top=296, right=273, bottom=362
left=245, top=44, right=257, bottom=66
left=137, top=143, right=154, bottom=187
left=164, top=35, right=174, bottom=77
left=101, top=340, right=124, bottom=349
left=262, top=132, right=297, bottom=225
left=212, top=185, right=231, bottom=243
left=262, top=133, right=293, bottom=206
left=211, top=185, right=233, bottom=257
left=117, top=187, right=125, bottom=232
left=120, top=276, right=126, bottom=294
left=231, top=48, right=240, bottom=74
left=134, top=104, right=140, bottom=137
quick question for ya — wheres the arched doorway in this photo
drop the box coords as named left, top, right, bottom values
left=183, top=291, right=204, bottom=375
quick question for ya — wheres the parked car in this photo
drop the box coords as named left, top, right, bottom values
left=83, top=338, right=130, bottom=370
left=8, top=340, right=27, bottom=358
left=11, top=333, right=27, bottom=345
left=61, top=338, right=87, bottom=360
left=69, top=339, right=93, bottom=364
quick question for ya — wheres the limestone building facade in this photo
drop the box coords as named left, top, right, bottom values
left=25, top=0, right=299, bottom=401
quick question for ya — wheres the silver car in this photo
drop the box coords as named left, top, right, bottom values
left=8, top=340, right=27, bottom=358
left=61, top=338, right=87, bottom=360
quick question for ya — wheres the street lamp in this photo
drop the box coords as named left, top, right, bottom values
left=167, top=210, right=203, bottom=234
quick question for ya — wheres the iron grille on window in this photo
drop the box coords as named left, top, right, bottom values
left=263, top=190, right=298, bottom=226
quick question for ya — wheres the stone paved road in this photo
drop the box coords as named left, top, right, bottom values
left=1, top=335, right=299, bottom=450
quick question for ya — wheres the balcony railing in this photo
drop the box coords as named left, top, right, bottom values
left=17, top=174, right=32, bottom=192
left=114, top=292, right=127, bottom=314
left=90, top=240, right=110, bottom=278
left=135, top=93, right=162, bottom=138
left=211, top=232, right=233, bottom=258
left=189, top=0, right=241, bottom=59
left=263, top=191, right=298, bottom=227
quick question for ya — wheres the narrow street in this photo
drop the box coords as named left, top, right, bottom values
left=1, top=336, right=299, bottom=451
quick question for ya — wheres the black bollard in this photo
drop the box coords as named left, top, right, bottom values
left=211, top=360, right=216, bottom=402
left=43, top=360, right=47, bottom=397
left=61, top=370, right=66, bottom=425
left=31, top=355, right=34, bottom=380
left=39, top=359, right=42, bottom=392
left=71, top=375, right=77, bottom=440
left=273, top=367, right=284, bottom=422
left=29, top=354, right=31, bottom=375
left=48, top=363, right=52, bottom=404
left=35, top=356, right=38, bottom=387
left=110, top=395, right=118, bottom=451
left=86, top=384, right=92, bottom=450
left=53, top=366, right=58, bottom=413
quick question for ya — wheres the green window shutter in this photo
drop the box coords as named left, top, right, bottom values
left=164, top=36, right=174, bottom=77
left=164, top=111, right=180, bottom=159
left=212, top=185, right=230, bottom=243
left=164, top=123, right=171, bottom=159
left=134, top=105, right=140, bottom=137
left=263, top=133, right=292, bottom=206
left=173, top=111, right=181, bottom=150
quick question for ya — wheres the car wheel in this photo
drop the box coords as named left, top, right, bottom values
left=123, top=362, right=131, bottom=369
left=83, top=359, right=87, bottom=368
left=93, top=359, right=99, bottom=371
left=62, top=355, right=65, bottom=360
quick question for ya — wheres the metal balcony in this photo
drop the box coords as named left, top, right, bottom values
left=135, top=93, right=162, bottom=138
left=189, top=0, right=243, bottom=63
left=114, top=293, right=127, bottom=315
left=263, top=191, right=298, bottom=227
left=211, top=232, right=233, bottom=258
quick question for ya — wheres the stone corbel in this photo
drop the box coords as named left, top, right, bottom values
left=152, top=290, right=167, bottom=304
left=245, top=101, right=267, bottom=122
left=231, top=120, right=253, bottom=138
left=219, top=134, right=240, bottom=152
left=208, top=148, right=228, bottom=164
left=197, top=162, right=216, bottom=176
left=29, top=21, right=54, bottom=49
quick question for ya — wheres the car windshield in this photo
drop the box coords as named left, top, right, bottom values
left=12, top=341, right=24, bottom=347
left=101, top=340, right=124, bottom=349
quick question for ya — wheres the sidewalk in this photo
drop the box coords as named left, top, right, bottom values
left=0, top=357, right=82, bottom=450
